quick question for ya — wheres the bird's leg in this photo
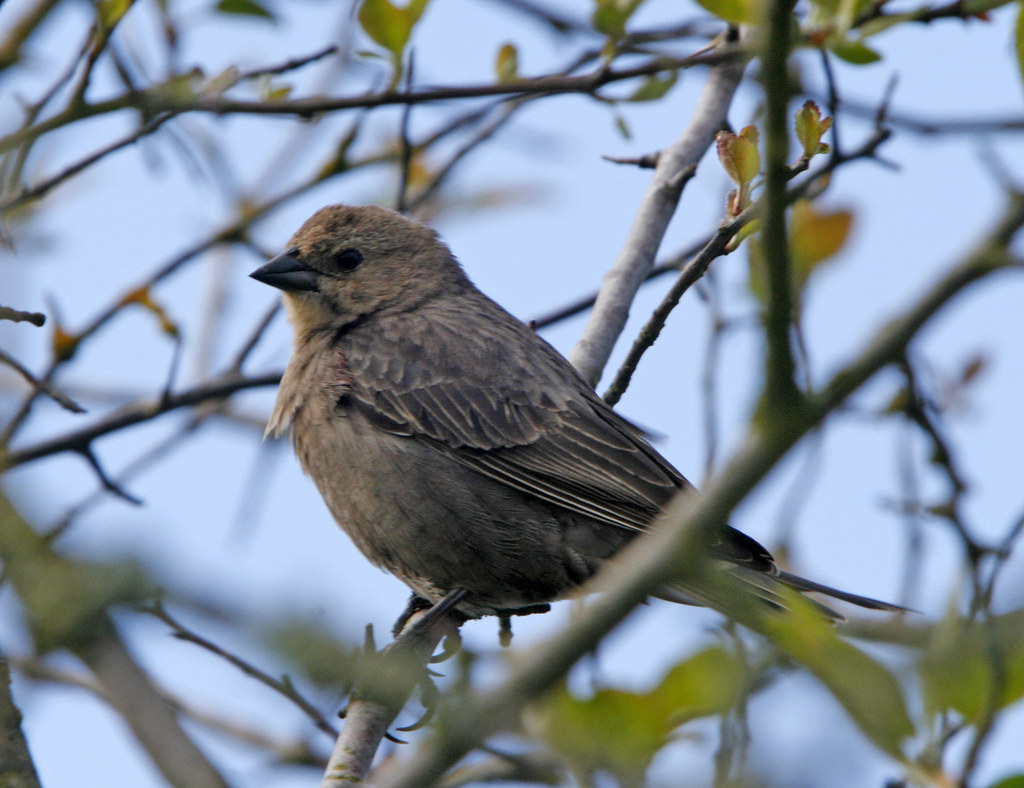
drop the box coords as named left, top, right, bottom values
left=413, top=587, right=469, bottom=662
left=493, top=603, right=552, bottom=647
left=409, top=587, right=470, bottom=634
left=393, top=587, right=469, bottom=733
left=391, top=594, right=432, bottom=637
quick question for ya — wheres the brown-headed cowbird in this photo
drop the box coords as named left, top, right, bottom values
left=251, top=204, right=899, bottom=620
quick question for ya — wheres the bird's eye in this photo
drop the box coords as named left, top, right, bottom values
left=333, top=248, right=363, bottom=272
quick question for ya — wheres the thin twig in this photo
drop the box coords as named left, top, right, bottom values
left=0, top=306, right=45, bottom=326
left=1, top=370, right=281, bottom=470
left=0, top=348, right=85, bottom=413
left=0, top=47, right=745, bottom=155
left=144, top=602, right=340, bottom=739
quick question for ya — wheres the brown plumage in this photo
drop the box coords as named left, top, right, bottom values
left=251, top=204, right=900, bottom=620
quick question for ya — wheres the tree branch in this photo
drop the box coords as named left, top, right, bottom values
left=76, top=618, right=231, bottom=788
left=569, top=32, right=750, bottom=384
left=1, top=371, right=280, bottom=470
left=759, top=0, right=802, bottom=415
left=320, top=592, right=467, bottom=787
left=378, top=192, right=1024, bottom=788
left=0, top=657, right=40, bottom=788
left=0, top=48, right=743, bottom=155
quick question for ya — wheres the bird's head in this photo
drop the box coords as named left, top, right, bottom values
left=251, top=204, right=467, bottom=335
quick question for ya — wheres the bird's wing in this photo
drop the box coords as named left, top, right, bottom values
left=339, top=303, right=687, bottom=533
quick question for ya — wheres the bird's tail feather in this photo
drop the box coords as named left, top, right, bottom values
left=774, top=570, right=909, bottom=613
left=656, top=564, right=909, bottom=622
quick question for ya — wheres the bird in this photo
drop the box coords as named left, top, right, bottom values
left=251, top=203, right=901, bottom=622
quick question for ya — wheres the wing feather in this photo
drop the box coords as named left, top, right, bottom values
left=339, top=297, right=687, bottom=533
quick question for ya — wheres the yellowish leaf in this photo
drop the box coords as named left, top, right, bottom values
left=716, top=126, right=760, bottom=188
left=790, top=200, right=853, bottom=287
left=795, top=100, right=833, bottom=159
left=495, top=42, right=518, bottom=82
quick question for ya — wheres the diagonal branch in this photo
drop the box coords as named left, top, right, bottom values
left=569, top=32, right=750, bottom=385
left=379, top=192, right=1024, bottom=788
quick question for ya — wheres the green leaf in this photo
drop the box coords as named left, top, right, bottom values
left=989, top=775, right=1024, bottom=788
left=626, top=71, right=678, bottom=102
left=612, top=106, right=632, bottom=139
left=536, top=685, right=667, bottom=784
left=716, top=126, right=760, bottom=187
left=358, top=0, right=431, bottom=75
left=592, top=0, right=647, bottom=40
left=806, top=0, right=873, bottom=35
left=258, top=75, right=293, bottom=101
left=215, top=0, right=276, bottom=19
left=532, top=646, right=743, bottom=784
left=693, top=0, right=762, bottom=25
left=764, top=594, right=914, bottom=757
left=920, top=609, right=1024, bottom=723
left=829, top=38, right=882, bottom=64
left=654, top=646, right=745, bottom=723
left=97, top=0, right=133, bottom=29
left=789, top=200, right=853, bottom=287
left=359, top=0, right=412, bottom=56
left=795, top=100, right=833, bottom=159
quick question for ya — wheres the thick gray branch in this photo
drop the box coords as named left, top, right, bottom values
left=76, top=619, right=230, bottom=788
left=569, top=41, right=750, bottom=384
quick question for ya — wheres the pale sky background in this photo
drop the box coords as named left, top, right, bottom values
left=2, top=0, right=1024, bottom=786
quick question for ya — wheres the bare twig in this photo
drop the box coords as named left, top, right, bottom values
left=396, top=55, right=417, bottom=215
left=1, top=370, right=281, bottom=470
left=0, top=0, right=63, bottom=71
left=0, top=48, right=744, bottom=155
left=0, top=306, right=46, bottom=326
left=602, top=186, right=746, bottom=406
left=230, top=302, right=282, bottom=373
left=0, top=348, right=85, bottom=414
left=237, top=44, right=339, bottom=80
left=45, top=415, right=208, bottom=542
left=144, top=602, right=340, bottom=739
left=0, top=112, right=175, bottom=212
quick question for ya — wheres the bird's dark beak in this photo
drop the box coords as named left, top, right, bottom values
left=250, top=249, right=320, bottom=292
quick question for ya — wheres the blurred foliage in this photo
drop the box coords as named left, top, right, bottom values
left=531, top=646, right=745, bottom=784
